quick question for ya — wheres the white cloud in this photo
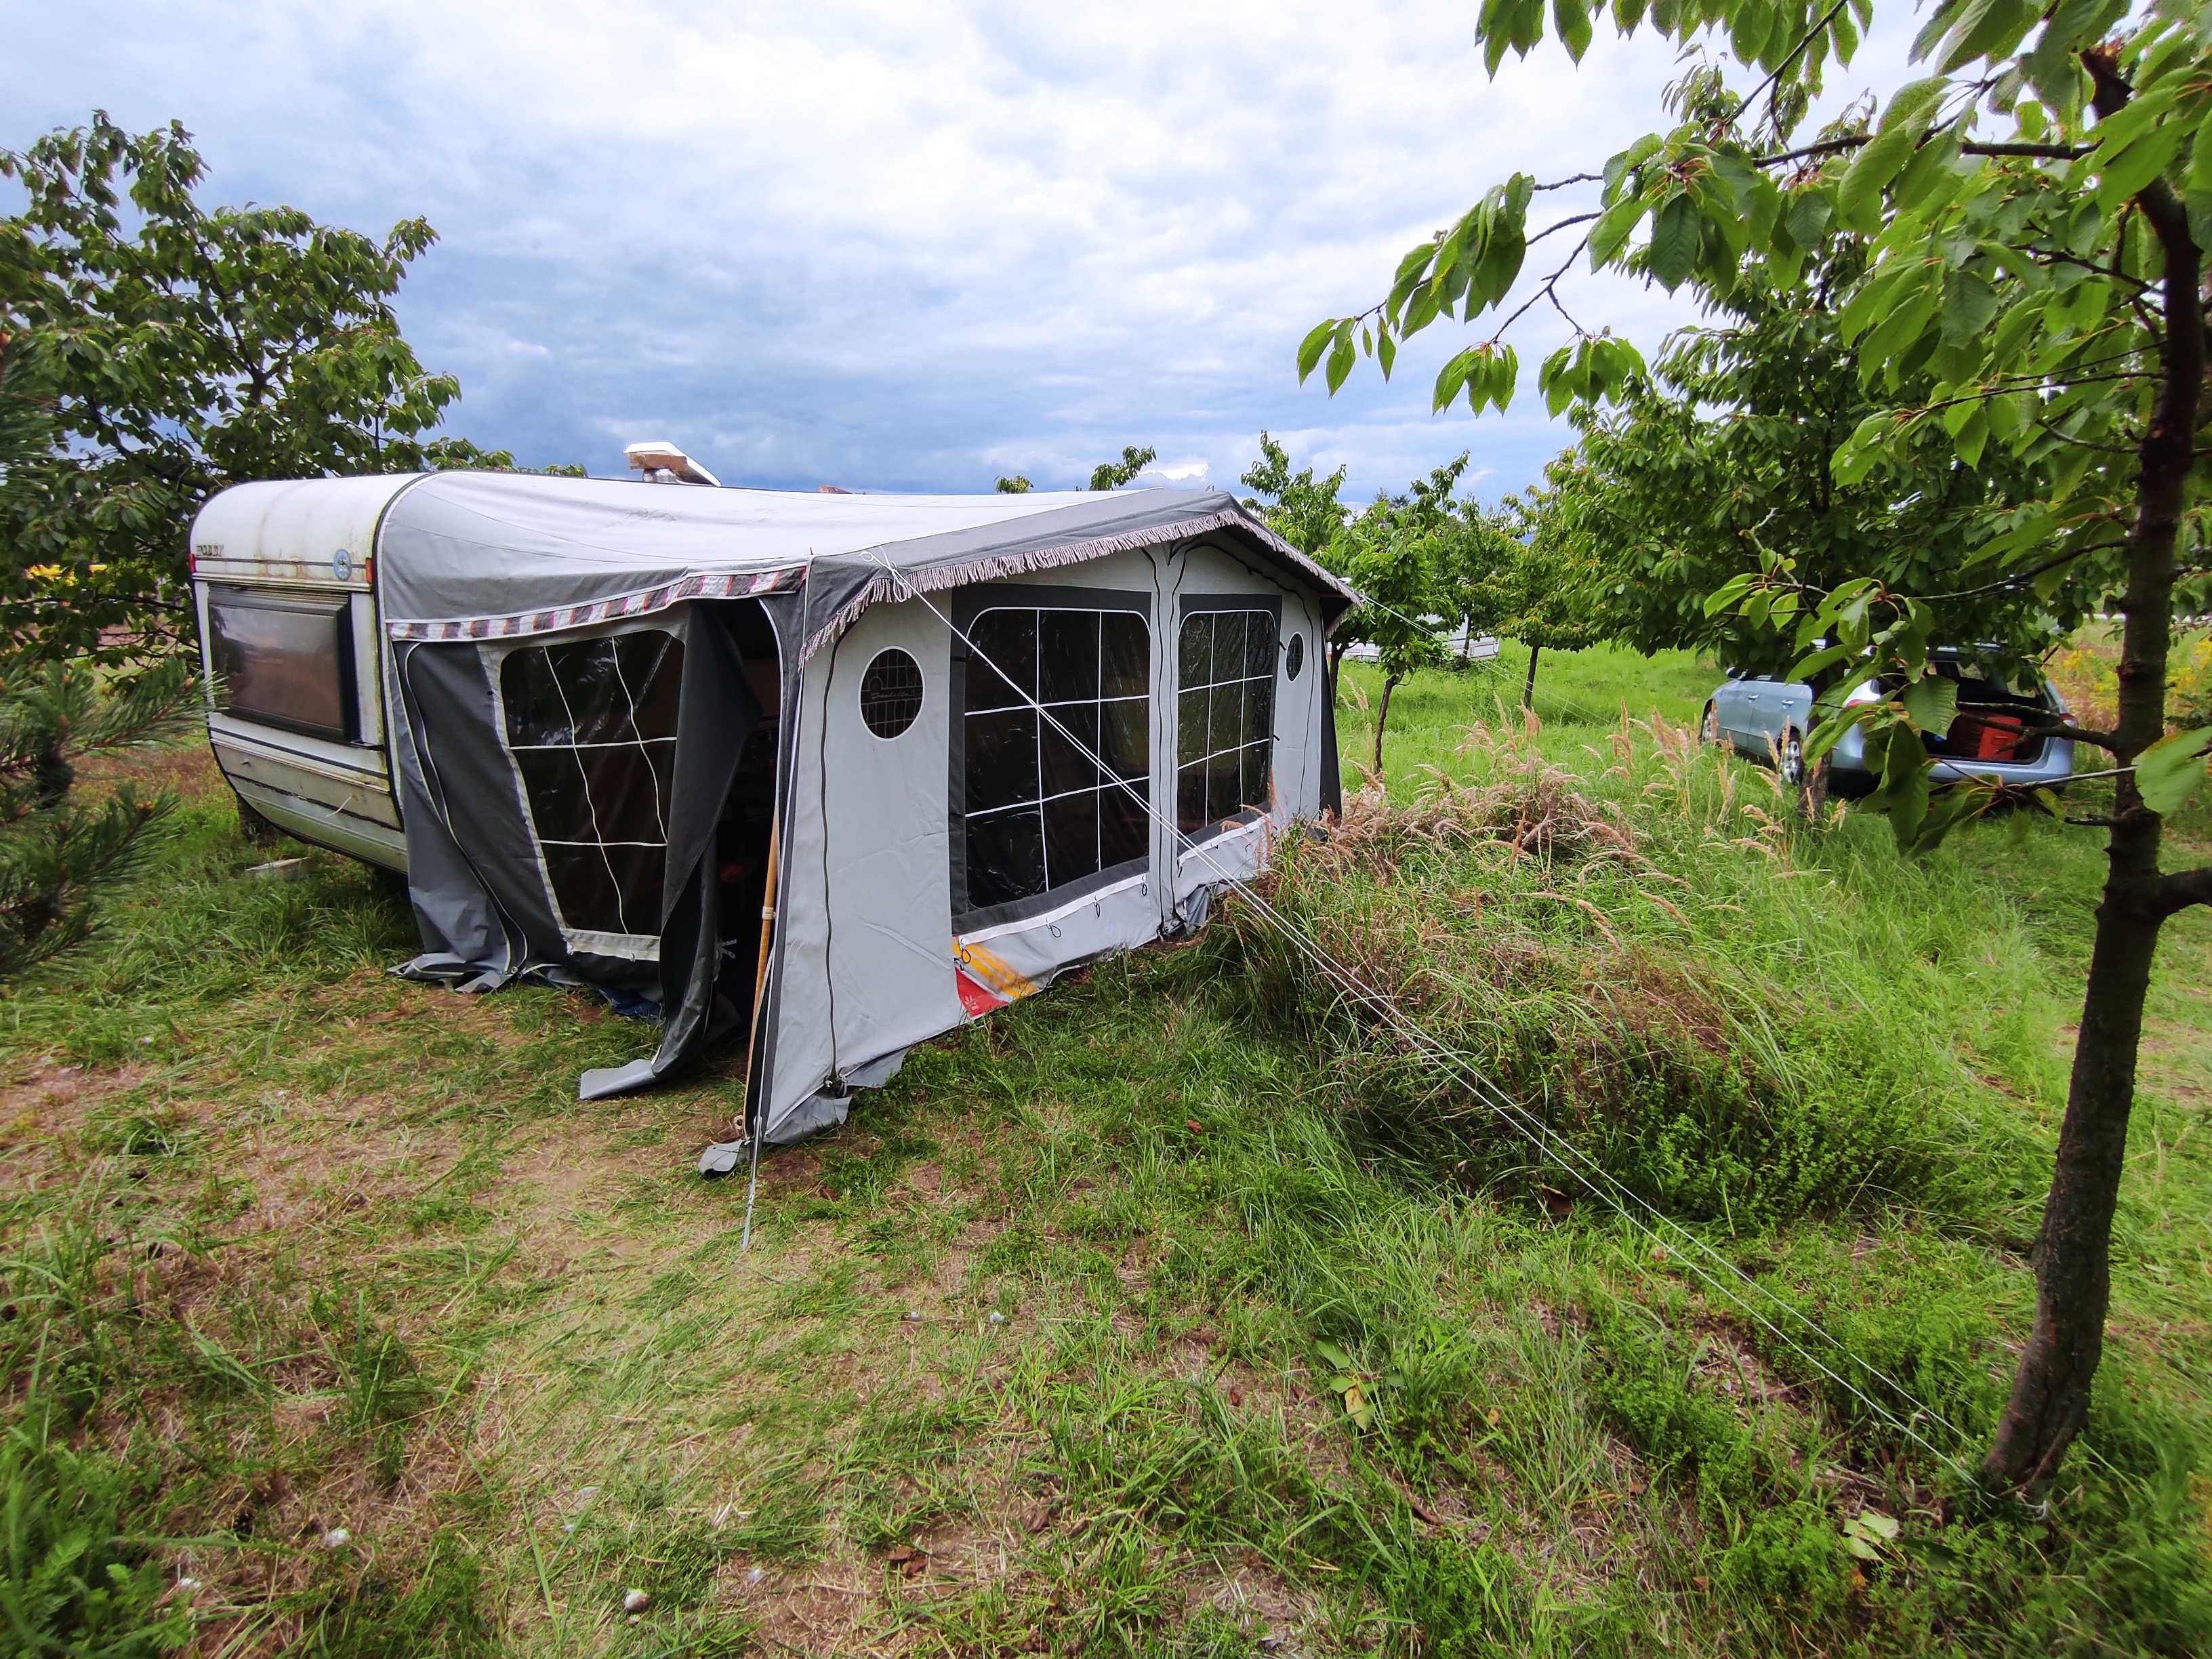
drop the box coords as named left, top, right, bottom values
left=5, top=0, right=1926, bottom=499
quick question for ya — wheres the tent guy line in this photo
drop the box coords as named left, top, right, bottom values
left=862, top=546, right=1978, bottom=1479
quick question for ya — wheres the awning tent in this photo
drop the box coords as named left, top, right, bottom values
left=197, top=472, right=1356, bottom=1148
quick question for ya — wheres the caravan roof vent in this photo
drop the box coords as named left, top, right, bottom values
left=623, top=441, right=721, bottom=487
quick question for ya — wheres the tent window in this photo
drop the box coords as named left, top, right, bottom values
left=859, top=648, right=923, bottom=739
left=499, top=630, right=685, bottom=943
left=1286, top=633, right=1305, bottom=682
left=206, top=586, right=356, bottom=741
left=1177, top=609, right=1276, bottom=831
left=963, top=605, right=1150, bottom=911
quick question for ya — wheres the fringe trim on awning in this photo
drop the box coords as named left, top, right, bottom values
left=799, top=507, right=1355, bottom=660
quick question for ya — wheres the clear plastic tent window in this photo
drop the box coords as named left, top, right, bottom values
left=499, top=630, right=686, bottom=947
left=963, top=605, right=1151, bottom=910
left=1176, top=610, right=1277, bottom=830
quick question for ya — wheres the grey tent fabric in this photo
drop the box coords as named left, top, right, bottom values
left=392, top=604, right=761, bottom=1099
left=390, top=636, right=571, bottom=989
left=579, top=613, right=762, bottom=1098
left=348, top=472, right=1359, bottom=1131
left=373, top=472, right=1353, bottom=647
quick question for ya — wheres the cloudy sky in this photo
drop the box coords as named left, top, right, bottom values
left=7, top=1, right=1917, bottom=504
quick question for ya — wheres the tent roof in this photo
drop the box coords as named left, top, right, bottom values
left=302, top=472, right=1357, bottom=652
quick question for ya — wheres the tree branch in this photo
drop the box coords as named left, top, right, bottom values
left=1912, top=539, right=2125, bottom=601
left=1751, top=134, right=2092, bottom=169
left=2152, top=865, right=2212, bottom=918
left=1486, top=237, right=1591, bottom=347
left=1526, top=211, right=1600, bottom=247
left=2027, top=720, right=2122, bottom=753
left=2029, top=247, right=2156, bottom=294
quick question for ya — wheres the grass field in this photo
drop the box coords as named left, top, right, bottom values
left=5, top=642, right=2210, bottom=1656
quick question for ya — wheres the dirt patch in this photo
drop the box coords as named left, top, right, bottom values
left=718, top=1549, right=886, bottom=1654
left=0, top=1059, right=150, bottom=1134
left=1687, top=1319, right=1803, bottom=1412
left=1180, top=1553, right=1329, bottom=1647
left=0, top=1061, right=153, bottom=1181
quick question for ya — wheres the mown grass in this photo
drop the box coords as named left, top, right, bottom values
left=3, top=644, right=2209, bottom=1656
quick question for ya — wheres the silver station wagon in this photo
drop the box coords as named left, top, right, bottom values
left=1701, top=650, right=2076, bottom=794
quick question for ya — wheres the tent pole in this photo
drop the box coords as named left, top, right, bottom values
left=737, top=813, right=782, bottom=1124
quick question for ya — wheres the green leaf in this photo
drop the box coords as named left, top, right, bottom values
left=1938, top=0, right=2036, bottom=74
left=1490, top=344, right=1520, bottom=412
left=1326, top=327, right=1357, bottom=394
left=1647, top=193, right=1698, bottom=291
left=1790, top=642, right=1859, bottom=683
left=1858, top=279, right=1943, bottom=382
left=1589, top=194, right=1645, bottom=268
left=1471, top=217, right=1528, bottom=314
left=1843, top=1510, right=1902, bottom=1562
left=1482, top=0, right=1515, bottom=74
left=2189, top=101, right=2212, bottom=198
left=1315, top=1339, right=1353, bottom=1370
left=1784, top=186, right=1833, bottom=250
left=1939, top=268, right=2001, bottom=347
left=1297, top=319, right=1336, bottom=384
left=1837, top=257, right=1920, bottom=344
left=1839, top=121, right=1921, bottom=233
left=1376, top=327, right=1397, bottom=381
left=2097, top=123, right=2186, bottom=217
left=1806, top=703, right=1875, bottom=765
left=1730, top=0, right=1774, bottom=65
left=1511, top=0, right=1546, bottom=55
left=1881, top=76, right=1952, bottom=134
left=1909, top=0, right=1973, bottom=63
left=1877, top=724, right=1933, bottom=852
left=1554, top=0, right=1593, bottom=62
left=1702, top=571, right=1757, bottom=617
left=1900, top=673, right=1959, bottom=737
left=2135, top=726, right=2212, bottom=815
left=1541, top=345, right=1576, bottom=415
left=1433, top=347, right=1479, bottom=413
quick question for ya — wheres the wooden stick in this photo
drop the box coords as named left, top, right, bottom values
left=737, top=811, right=781, bottom=1125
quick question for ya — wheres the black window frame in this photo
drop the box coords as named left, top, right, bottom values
left=948, top=584, right=1154, bottom=933
left=205, top=584, right=359, bottom=743
left=1175, top=592, right=1283, bottom=848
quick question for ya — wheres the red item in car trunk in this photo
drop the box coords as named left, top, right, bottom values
left=1955, top=710, right=2028, bottom=760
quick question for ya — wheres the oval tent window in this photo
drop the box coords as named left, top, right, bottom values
left=859, top=647, right=924, bottom=739
left=1285, top=633, right=1306, bottom=682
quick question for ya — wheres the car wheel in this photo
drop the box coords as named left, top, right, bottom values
left=1778, top=729, right=1805, bottom=787
left=1702, top=703, right=1721, bottom=745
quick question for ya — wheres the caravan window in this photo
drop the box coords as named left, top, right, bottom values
left=962, top=605, right=1150, bottom=911
left=206, top=587, right=356, bottom=741
left=1177, top=608, right=1277, bottom=831
left=499, top=630, right=685, bottom=947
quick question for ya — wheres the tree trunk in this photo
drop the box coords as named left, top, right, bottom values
left=1982, top=108, right=2201, bottom=1490
left=1327, top=642, right=1350, bottom=711
left=1521, top=643, right=1541, bottom=711
left=1372, top=673, right=1399, bottom=779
